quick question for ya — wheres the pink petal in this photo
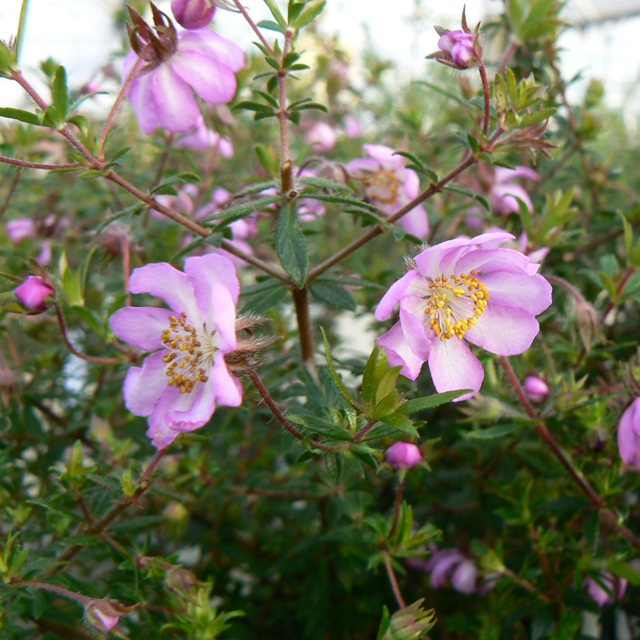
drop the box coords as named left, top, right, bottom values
left=454, top=246, right=533, bottom=276
left=167, top=380, right=217, bottom=432
left=428, top=338, right=484, bottom=400
left=451, top=559, right=478, bottom=594
left=171, top=49, right=238, bottom=104
left=151, top=64, right=202, bottom=133
left=128, top=262, right=199, bottom=318
left=178, top=29, right=245, bottom=71
left=618, top=399, right=640, bottom=466
left=376, top=271, right=422, bottom=320
left=377, top=310, right=431, bottom=381
left=210, top=353, right=243, bottom=406
left=185, top=253, right=239, bottom=307
left=464, top=304, right=541, bottom=355
left=123, top=352, right=170, bottom=417
left=480, top=271, right=552, bottom=314
left=110, top=306, right=173, bottom=351
left=362, top=144, right=401, bottom=166
left=399, top=204, right=429, bottom=239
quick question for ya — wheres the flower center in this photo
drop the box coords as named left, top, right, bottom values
left=424, top=270, right=490, bottom=340
left=362, top=168, right=401, bottom=205
left=161, top=312, right=217, bottom=394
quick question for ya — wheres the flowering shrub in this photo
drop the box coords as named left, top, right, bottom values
left=1, top=1, right=640, bottom=639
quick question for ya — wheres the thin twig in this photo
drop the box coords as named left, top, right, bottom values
left=248, top=370, right=342, bottom=453
left=383, top=553, right=407, bottom=608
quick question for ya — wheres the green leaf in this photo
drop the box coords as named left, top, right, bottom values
left=466, top=423, right=523, bottom=440
left=263, top=0, right=287, bottom=26
left=200, top=196, right=280, bottom=224
left=379, top=414, right=420, bottom=439
left=286, top=408, right=352, bottom=441
left=310, top=281, right=357, bottom=311
left=398, top=389, right=472, bottom=414
left=257, top=19, right=285, bottom=34
left=295, top=1, right=326, bottom=28
left=28, top=499, right=82, bottom=521
left=242, top=283, right=288, bottom=314
left=275, top=201, right=308, bottom=286
left=320, top=327, right=360, bottom=409
left=52, top=65, right=69, bottom=120
left=0, top=107, right=41, bottom=126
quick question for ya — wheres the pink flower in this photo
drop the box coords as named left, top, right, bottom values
left=110, top=254, right=243, bottom=449
left=422, top=548, right=486, bottom=594
left=375, top=231, right=552, bottom=400
left=344, top=115, right=363, bottom=139
left=523, top=376, right=549, bottom=404
left=172, top=0, right=216, bottom=29
left=584, top=572, right=627, bottom=607
left=488, top=166, right=539, bottom=216
left=6, top=218, right=37, bottom=244
left=177, top=118, right=234, bottom=155
left=124, top=8, right=244, bottom=134
left=385, top=442, right=422, bottom=469
left=618, top=398, right=640, bottom=468
left=347, top=144, right=429, bottom=238
left=305, top=121, right=338, bottom=152
left=14, top=276, right=54, bottom=311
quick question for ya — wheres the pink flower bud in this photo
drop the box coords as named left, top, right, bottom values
left=85, top=600, right=120, bottom=632
left=385, top=442, right=422, bottom=469
left=171, top=0, right=216, bottom=29
left=523, top=376, right=549, bottom=404
left=618, top=398, right=640, bottom=468
left=14, top=276, right=54, bottom=311
left=436, top=29, right=477, bottom=68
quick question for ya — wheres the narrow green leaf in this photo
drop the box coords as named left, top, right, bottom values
left=52, top=65, right=69, bottom=120
left=263, top=0, right=287, bottom=26
left=310, top=281, right=357, bottom=311
left=320, top=327, right=360, bottom=409
left=28, top=499, right=82, bottom=521
left=295, top=1, right=326, bottom=28
left=398, top=389, right=472, bottom=414
left=275, top=201, right=308, bottom=286
left=256, top=19, right=286, bottom=34
left=466, top=423, right=523, bottom=440
left=242, top=284, right=288, bottom=314
left=0, top=107, right=41, bottom=126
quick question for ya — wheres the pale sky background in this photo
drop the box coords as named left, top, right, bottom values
left=0, top=1, right=639, bottom=112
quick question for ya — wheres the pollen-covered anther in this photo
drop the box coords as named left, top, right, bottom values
left=424, top=271, right=490, bottom=340
left=161, top=312, right=217, bottom=393
left=361, top=168, right=401, bottom=205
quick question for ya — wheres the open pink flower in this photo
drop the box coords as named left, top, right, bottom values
left=375, top=231, right=552, bottom=399
left=347, top=144, right=429, bottom=239
left=618, top=398, right=640, bottom=468
left=488, top=166, right=539, bottom=216
left=124, top=9, right=244, bottom=134
left=110, top=254, right=242, bottom=449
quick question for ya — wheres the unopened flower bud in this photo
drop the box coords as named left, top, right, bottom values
left=171, top=0, right=216, bottom=29
left=523, top=376, right=549, bottom=404
left=618, top=397, right=640, bottom=468
left=85, top=599, right=120, bottom=633
left=438, top=30, right=476, bottom=67
left=14, top=276, right=54, bottom=311
left=385, top=442, right=422, bottom=469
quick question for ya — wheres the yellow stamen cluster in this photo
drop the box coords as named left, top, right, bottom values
left=362, top=168, right=401, bottom=205
left=161, top=312, right=210, bottom=394
left=424, top=269, right=490, bottom=341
